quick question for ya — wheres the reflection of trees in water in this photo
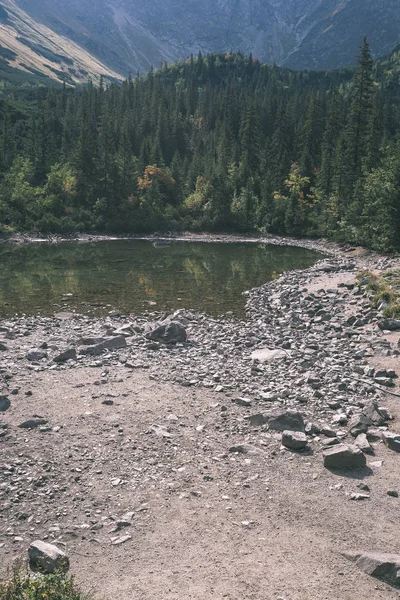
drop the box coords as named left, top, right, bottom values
left=0, top=242, right=322, bottom=316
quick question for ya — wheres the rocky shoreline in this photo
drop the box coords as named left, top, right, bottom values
left=1, top=245, right=400, bottom=598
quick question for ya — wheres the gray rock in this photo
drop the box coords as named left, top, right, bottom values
left=251, top=348, right=287, bottom=363
left=350, top=493, right=370, bottom=501
left=348, top=413, right=370, bottom=437
left=245, top=413, right=268, bottom=427
left=323, top=444, right=367, bottom=470
left=268, top=410, right=305, bottom=433
left=18, top=418, right=48, bottom=429
left=146, top=321, right=187, bottom=344
left=343, top=550, right=400, bottom=587
left=28, top=540, right=69, bottom=574
left=233, top=397, right=252, bottom=407
left=27, top=349, right=48, bottom=361
left=80, top=336, right=127, bottom=356
left=354, top=433, right=374, bottom=455
left=282, top=430, right=308, bottom=450
left=229, top=444, right=263, bottom=455
left=0, top=395, right=10, bottom=412
left=53, top=348, right=77, bottom=363
left=79, top=337, right=106, bottom=346
left=378, top=318, right=400, bottom=331
left=382, top=431, right=400, bottom=452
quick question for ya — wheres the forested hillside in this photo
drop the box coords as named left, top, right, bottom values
left=0, top=43, right=400, bottom=250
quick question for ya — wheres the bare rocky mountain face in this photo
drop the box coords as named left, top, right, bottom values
left=0, top=0, right=400, bottom=82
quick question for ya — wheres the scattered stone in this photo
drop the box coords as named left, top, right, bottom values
left=323, top=444, right=367, bottom=470
left=28, top=540, right=69, bottom=574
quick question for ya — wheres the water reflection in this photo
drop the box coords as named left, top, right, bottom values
left=0, top=240, right=322, bottom=317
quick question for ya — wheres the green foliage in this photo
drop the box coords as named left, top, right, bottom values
left=0, top=565, right=91, bottom=600
left=357, top=269, right=400, bottom=316
left=0, top=46, right=399, bottom=249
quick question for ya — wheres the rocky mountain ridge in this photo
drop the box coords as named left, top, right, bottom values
left=0, top=0, right=400, bottom=83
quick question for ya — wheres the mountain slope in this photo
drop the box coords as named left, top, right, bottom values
left=0, top=0, right=123, bottom=84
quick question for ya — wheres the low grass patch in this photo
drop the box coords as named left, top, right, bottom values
left=357, top=269, right=400, bottom=318
left=0, top=565, right=92, bottom=600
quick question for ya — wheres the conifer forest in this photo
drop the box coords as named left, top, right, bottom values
left=1, top=40, right=400, bottom=251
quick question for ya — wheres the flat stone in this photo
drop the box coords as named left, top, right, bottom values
left=343, top=550, right=400, bottom=587
left=350, top=493, right=370, bottom=501
left=111, top=535, right=132, bottom=546
left=382, top=431, right=400, bottom=452
left=229, top=444, right=262, bottom=455
left=233, top=397, right=252, bottom=407
left=80, top=336, right=127, bottom=356
left=323, top=444, right=367, bottom=470
left=282, top=430, right=308, bottom=450
left=18, top=418, right=48, bottom=429
left=28, top=540, right=69, bottom=574
left=268, top=410, right=305, bottom=433
left=251, top=348, right=287, bottom=363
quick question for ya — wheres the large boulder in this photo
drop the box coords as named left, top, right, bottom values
left=343, top=550, right=400, bottom=588
left=267, top=410, right=305, bottom=433
left=323, top=444, right=366, bottom=470
left=28, top=540, right=70, bottom=574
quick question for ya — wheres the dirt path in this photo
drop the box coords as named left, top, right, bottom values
left=1, top=367, right=400, bottom=600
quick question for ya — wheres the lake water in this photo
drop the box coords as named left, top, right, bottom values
left=0, top=240, right=322, bottom=318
